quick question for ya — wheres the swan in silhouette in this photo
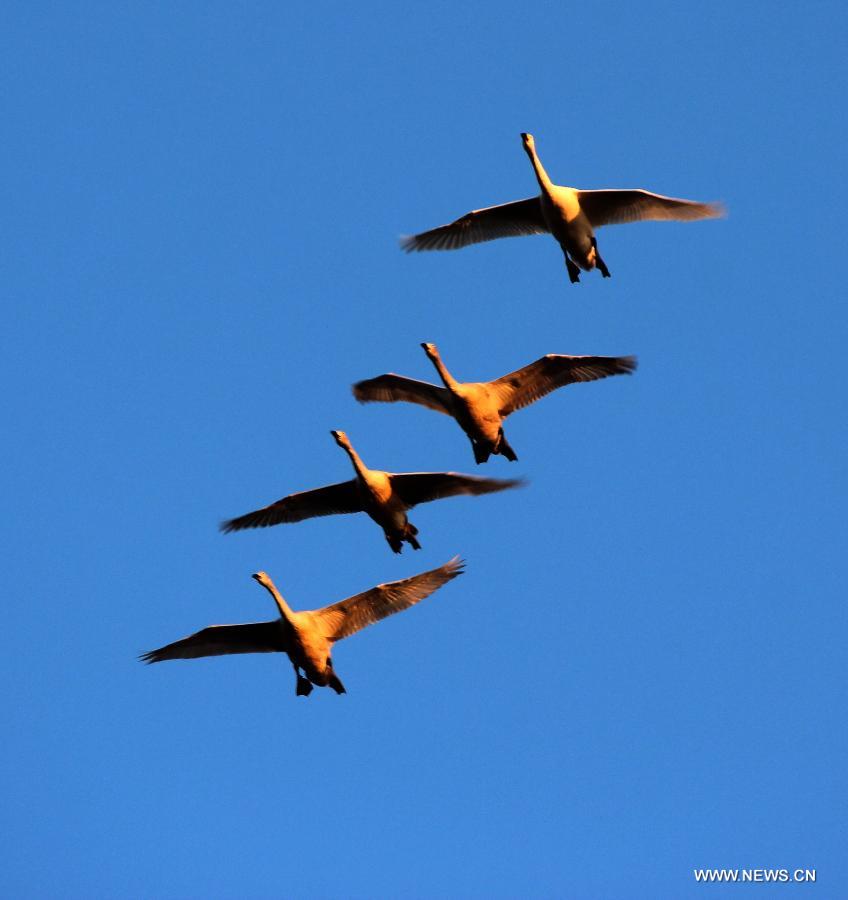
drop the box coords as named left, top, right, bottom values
left=221, top=431, right=522, bottom=552
left=141, top=558, right=464, bottom=696
left=354, top=343, right=636, bottom=463
left=402, top=132, right=723, bottom=282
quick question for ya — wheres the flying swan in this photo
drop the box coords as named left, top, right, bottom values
left=141, top=558, right=464, bottom=696
left=354, top=343, right=636, bottom=462
left=221, top=430, right=522, bottom=552
left=402, top=132, right=723, bottom=282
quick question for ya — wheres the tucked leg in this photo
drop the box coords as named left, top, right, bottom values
left=565, top=255, right=581, bottom=283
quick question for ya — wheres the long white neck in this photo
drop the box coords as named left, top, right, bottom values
left=427, top=351, right=460, bottom=391
left=524, top=142, right=553, bottom=193
left=255, top=574, right=294, bottom=623
left=340, top=440, right=370, bottom=480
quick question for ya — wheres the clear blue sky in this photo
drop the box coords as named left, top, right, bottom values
left=2, top=2, right=845, bottom=896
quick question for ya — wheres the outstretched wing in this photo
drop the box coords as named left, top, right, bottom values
left=220, top=480, right=362, bottom=533
left=313, top=557, right=465, bottom=642
left=578, top=189, right=724, bottom=227
left=352, top=374, right=452, bottom=415
left=389, top=472, right=523, bottom=507
left=401, top=197, right=548, bottom=251
left=140, top=622, right=285, bottom=663
left=491, top=354, right=637, bottom=416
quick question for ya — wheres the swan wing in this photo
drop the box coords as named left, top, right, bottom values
left=389, top=472, right=523, bottom=507
left=140, top=622, right=285, bottom=662
left=401, top=197, right=547, bottom=251
left=352, top=374, right=452, bottom=415
left=492, top=354, right=637, bottom=416
left=578, top=189, right=724, bottom=227
left=220, top=480, right=361, bottom=532
left=314, top=557, right=464, bottom=642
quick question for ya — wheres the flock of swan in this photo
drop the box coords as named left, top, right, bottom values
left=142, top=133, right=723, bottom=696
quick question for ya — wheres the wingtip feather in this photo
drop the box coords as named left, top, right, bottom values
left=443, top=555, right=467, bottom=578
left=351, top=381, right=374, bottom=404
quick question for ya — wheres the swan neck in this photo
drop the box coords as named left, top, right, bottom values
left=525, top=144, right=553, bottom=192
left=342, top=442, right=370, bottom=480
left=257, top=576, right=294, bottom=623
left=429, top=353, right=459, bottom=390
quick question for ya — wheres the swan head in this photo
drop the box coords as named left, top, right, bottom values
left=331, top=429, right=351, bottom=449
left=521, top=132, right=535, bottom=151
left=252, top=571, right=272, bottom=587
left=420, top=342, right=439, bottom=359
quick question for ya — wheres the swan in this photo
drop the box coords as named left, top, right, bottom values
left=221, top=430, right=522, bottom=552
left=402, top=132, right=723, bottom=282
left=354, top=343, right=637, bottom=463
left=141, top=558, right=464, bottom=696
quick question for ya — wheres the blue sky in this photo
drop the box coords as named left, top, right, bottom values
left=2, top=1, right=845, bottom=896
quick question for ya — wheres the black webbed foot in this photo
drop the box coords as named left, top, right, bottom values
left=328, top=673, right=347, bottom=695
left=296, top=676, right=313, bottom=697
left=566, top=257, right=581, bottom=283
left=472, top=440, right=491, bottom=464
left=498, top=444, right=518, bottom=462
left=591, top=238, right=611, bottom=278
left=497, top=432, right=518, bottom=462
